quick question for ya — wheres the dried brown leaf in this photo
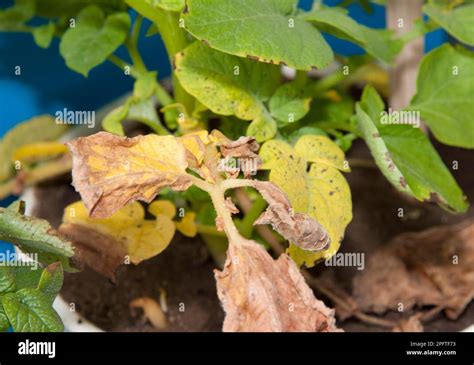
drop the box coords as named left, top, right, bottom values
left=392, top=315, right=424, bottom=332
left=353, top=219, right=474, bottom=320
left=215, top=238, right=340, bottom=332
left=252, top=181, right=330, bottom=252
left=67, top=132, right=192, bottom=218
left=59, top=223, right=125, bottom=281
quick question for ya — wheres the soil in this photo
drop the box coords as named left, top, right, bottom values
left=31, top=136, right=473, bottom=332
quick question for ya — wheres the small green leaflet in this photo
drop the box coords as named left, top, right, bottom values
left=2, top=288, right=63, bottom=332
left=0, top=263, right=64, bottom=332
left=182, top=0, right=334, bottom=71
left=32, top=22, right=55, bottom=48
left=269, top=82, right=311, bottom=124
left=303, top=5, right=403, bottom=64
left=355, top=85, right=468, bottom=213
left=423, top=3, right=474, bottom=46
left=408, top=44, right=474, bottom=148
left=59, top=5, right=130, bottom=76
left=175, top=42, right=281, bottom=142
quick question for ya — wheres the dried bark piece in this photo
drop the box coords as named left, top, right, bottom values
left=68, top=132, right=192, bottom=218
left=252, top=180, right=330, bottom=251
left=353, top=219, right=474, bottom=320
left=215, top=238, right=340, bottom=332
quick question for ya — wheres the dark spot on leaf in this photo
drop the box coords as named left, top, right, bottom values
left=400, top=177, right=407, bottom=188
left=329, top=191, right=334, bottom=196
left=372, top=132, right=380, bottom=138
left=183, top=3, right=189, bottom=14
left=279, top=61, right=288, bottom=66
left=201, top=39, right=210, bottom=46
left=247, top=55, right=260, bottom=62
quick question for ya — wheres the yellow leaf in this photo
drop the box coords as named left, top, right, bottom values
left=67, top=132, right=192, bottom=218
left=148, top=200, right=176, bottom=219
left=175, top=212, right=197, bottom=237
left=11, top=142, right=68, bottom=164
left=259, top=137, right=352, bottom=267
left=62, top=201, right=175, bottom=264
left=294, top=135, right=350, bottom=172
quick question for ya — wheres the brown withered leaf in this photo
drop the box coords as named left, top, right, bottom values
left=67, top=132, right=192, bottom=218
left=215, top=238, right=340, bottom=332
left=59, top=223, right=125, bottom=281
left=353, top=219, right=474, bottom=320
left=252, top=180, right=330, bottom=252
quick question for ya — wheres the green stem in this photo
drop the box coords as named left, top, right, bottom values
left=240, top=196, right=267, bottom=239
left=196, top=224, right=226, bottom=237
left=154, top=9, right=195, bottom=113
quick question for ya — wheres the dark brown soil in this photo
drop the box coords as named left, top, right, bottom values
left=31, top=136, right=473, bottom=332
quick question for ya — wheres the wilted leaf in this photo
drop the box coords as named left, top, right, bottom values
left=215, top=238, right=340, bottom=332
left=353, top=220, right=474, bottom=320
left=252, top=180, right=330, bottom=252
left=11, top=142, right=68, bottom=165
left=59, top=5, right=130, bottom=76
left=68, top=132, right=192, bottom=218
left=408, top=44, right=474, bottom=148
left=356, top=85, right=468, bottom=212
left=175, top=212, right=197, bottom=237
left=0, top=115, right=68, bottom=182
left=60, top=201, right=175, bottom=267
left=182, top=0, right=333, bottom=71
left=148, top=200, right=176, bottom=219
left=260, top=137, right=352, bottom=266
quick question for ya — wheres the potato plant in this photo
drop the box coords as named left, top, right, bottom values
left=0, top=0, right=472, bottom=332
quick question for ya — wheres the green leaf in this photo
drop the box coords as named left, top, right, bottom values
left=0, top=115, right=69, bottom=182
left=0, top=302, right=9, bottom=332
left=303, top=5, right=403, bottom=64
left=2, top=288, right=63, bottom=332
left=0, top=0, right=35, bottom=31
left=102, top=103, right=130, bottom=136
left=423, top=3, right=474, bottom=46
left=59, top=5, right=130, bottom=76
left=12, top=266, right=44, bottom=291
left=260, top=136, right=352, bottom=267
left=32, top=22, right=55, bottom=48
left=269, top=82, right=311, bottom=124
left=37, top=263, right=64, bottom=304
left=182, top=0, right=333, bottom=71
left=246, top=114, right=277, bottom=143
left=0, top=266, right=16, bottom=295
left=356, top=85, right=468, bottom=213
left=175, top=42, right=280, bottom=141
left=125, top=0, right=184, bottom=20
left=408, top=44, right=474, bottom=148
left=0, top=202, right=77, bottom=271
left=35, top=0, right=125, bottom=18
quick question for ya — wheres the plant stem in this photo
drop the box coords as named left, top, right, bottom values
left=196, top=224, right=226, bottom=237
left=153, top=9, right=195, bottom=113
left=239, top=196, right=267, bottom=238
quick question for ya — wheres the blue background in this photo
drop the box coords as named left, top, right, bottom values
left=0, top=0, right=447, bottom=257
